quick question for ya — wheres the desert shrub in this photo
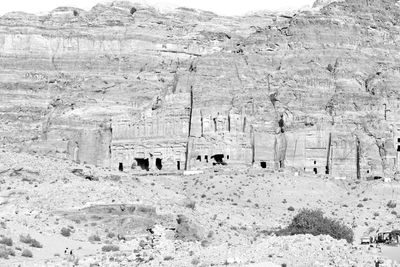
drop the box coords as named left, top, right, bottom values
left=19, top=234, right=42, bottom=248
left=88, top=235, right=101, bottom=242
left=19, top=234, right=33, bottom=244
left=0, top=246, right=15, bottom=259
left=61, top=227, right=71, bottom=237
left=0, top=237, right=13, bottom=246
left=7, top=248, right=15, bottom=257
left=357, top=203, right=364, bottom=208
left=185, top=199, right=196, bottom=210
left=106, top=232, right=115, bottom=239
left=387, top=200, right=397, bottom=209
left=288, top=206, right=295, bottom=212
left=30, top=239, right=42, bottom=248
left=200, top=240, right=210, bottom=247
left=101, top=245, right=119, bottom=252
left=21, top=249, right=33, bottom=258
left=191, top=258, right=200, bottom=265
left=207, top=231, right=214, bottom=239
left=276, top=208, right=354, bottom=243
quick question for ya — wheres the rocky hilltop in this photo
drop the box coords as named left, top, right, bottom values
left=0, top=0, right=399, bottom=178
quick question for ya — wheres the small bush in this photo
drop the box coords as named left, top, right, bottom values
left=0, top=246, right=15, bottom=259
left=276, top=208, right=354, bottom=243
left=20, top=234, right=42, bottom=248
left=21, top=249, right=33, bottom=258
left=88, top=235, right=101, bottom=242
left=19, top=234, right=33, bottom=244
left=191, top=258, right=200, bottom=265
left=61, top=227, right=71, bottom=237
left=357, top=203, right=364, bottom=208
left=288, top=206, right=295, bottom=212
left=387, top=200, right=397, bottom=209
left=0, top=237, right=13, bottom=246
left=185, top=200, right=196, bottom=210
left=106, top=232, right=115, bottom=239
left=30, top=239, right=42, bottom=248
left=101, top=245, right=119, bottom=252
left=200, top=240, right=210, bottom=247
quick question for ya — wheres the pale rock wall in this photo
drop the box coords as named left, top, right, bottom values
left=0, top=0, right=399, bottom=177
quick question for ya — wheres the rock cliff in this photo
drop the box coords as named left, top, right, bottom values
left=0, top=0, right=399, bottom=178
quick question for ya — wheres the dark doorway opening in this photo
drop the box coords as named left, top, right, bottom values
left=227, top=155, right=230, bottom=160
left=313, top=168, right=318, bottom=174
left=135, top=158, right=149, bottom=171
left=279, top=161, right=284, bottom=169
left=196, top=155, right=201, bottom=162
left=118, top=162, right=123, bottom=172
left=260, top=162, right=266, bottom=169
left=398, top=145, right=400, bottom=152
left=211, top=154, right=226, bottom=165
left=177, top=161, right=181, bottom=170
left=205, top=155, right=208, bottom=163
left=398, top=138, right=400, bottom=142
left=156, top=158, right=162, bottom=170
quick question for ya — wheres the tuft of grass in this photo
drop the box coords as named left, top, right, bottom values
left=21, top=249, right=33, bottom=258
left=60, top=227, right=71, bottom=237
left=276, top=208, right=354, bottom=243
left=101, top=245, right=119, bottom=252
left=0, top=237, right=13, bottom=247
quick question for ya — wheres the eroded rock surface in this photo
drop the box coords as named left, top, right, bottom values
left=0, top=0, right=400, bottom=178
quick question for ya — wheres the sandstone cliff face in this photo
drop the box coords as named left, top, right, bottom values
left=0, top=0, right=399, bottom=178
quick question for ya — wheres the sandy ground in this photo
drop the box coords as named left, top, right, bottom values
left=0, top=150, right=399, bottom=266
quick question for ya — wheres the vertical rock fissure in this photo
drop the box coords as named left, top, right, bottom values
left=184, top=86, right=194, bottom=170
left=356, top=136, right=361, bottom=179
left=326, top=133, right=332, bottom=175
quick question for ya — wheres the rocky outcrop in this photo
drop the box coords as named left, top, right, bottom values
left=0, top=0, right=399, bottom=178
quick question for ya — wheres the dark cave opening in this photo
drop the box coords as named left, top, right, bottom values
left=135, top=158, right=149, bottom=171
